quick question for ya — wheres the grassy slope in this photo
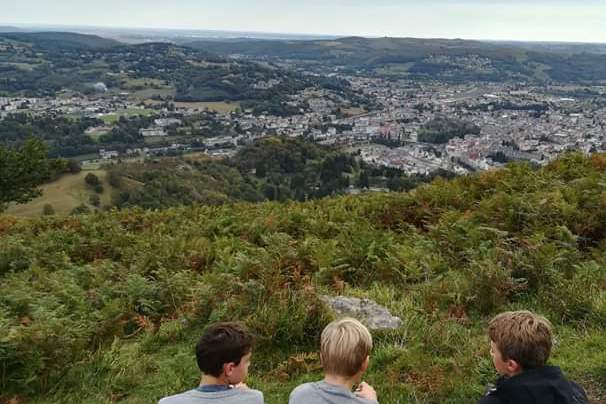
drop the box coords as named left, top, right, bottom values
left=173, top=101, right=241, bottom=114
left=1, top=153, right=606, bottom=403
left=4, top=170, right=112, bottom=216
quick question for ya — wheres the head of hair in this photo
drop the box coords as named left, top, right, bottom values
left=320, top=317, right=373, bottom=377
left=488, top=310, right=553, bottom=370
left=196, top=322, right=255, bottom=377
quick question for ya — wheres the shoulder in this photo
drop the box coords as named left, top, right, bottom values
left=158, top=388, right=264, bottom=404
left=289, top=383, right=317, bottom=403
left=230, top=388, right=264, bottom=403
left=158, top=390, right=198, bottom=404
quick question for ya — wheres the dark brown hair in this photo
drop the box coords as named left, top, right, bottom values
left=196, top=322, right=255, bottom=377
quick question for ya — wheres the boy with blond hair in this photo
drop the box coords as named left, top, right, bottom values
left=289, top=317, right=378, bottom=404
left=480, top=311, right=587, bottom=404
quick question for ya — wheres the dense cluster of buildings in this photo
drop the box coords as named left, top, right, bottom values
left=2, top=78, right=606, bottom=176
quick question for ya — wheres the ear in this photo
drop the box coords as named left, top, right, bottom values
left=360, top=355, right=370, bottom=374
left=224, top=362, right=236, bottom=377
left=505, top=358, right=522, bottom=376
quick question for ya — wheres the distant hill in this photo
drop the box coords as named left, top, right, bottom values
left=0, top=26, right=22, bottom=33
left=0, top=31, right=120, bottom=50
left=0, top=33, right=361, bottom=115
left=186, top=36, right=606, bottom=83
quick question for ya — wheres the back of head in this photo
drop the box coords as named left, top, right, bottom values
left=321, top=317, right=373, bottom=377
left=196, top=322, right=254, bottom=377
left=488, top=310, right=553, bottom=370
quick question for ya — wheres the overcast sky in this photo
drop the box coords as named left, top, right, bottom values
left=2, top=0, right=606, bottom=43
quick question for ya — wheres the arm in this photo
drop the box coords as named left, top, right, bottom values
left=355, top=382, right=378, bottom=403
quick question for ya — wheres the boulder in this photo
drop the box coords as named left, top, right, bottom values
left=321, top=295, right=402, bottom=330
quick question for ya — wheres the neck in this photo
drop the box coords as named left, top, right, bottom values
left=200, top=374, right=229, bottom=386
left=324, top=373, right=359, bottom=391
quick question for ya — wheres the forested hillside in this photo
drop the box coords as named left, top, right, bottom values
left=107, top=137, right=425, bottom=210
left=186, top=36, right=606, bottom=83
left=1, top=153, right=606, bottom=403
left=0, top=33, right=357, bottom=116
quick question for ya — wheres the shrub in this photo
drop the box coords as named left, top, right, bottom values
left=84, top=173, right=100, bottom=187
left=42, top=203, right=55, bottom=215
left=89, top=194, right=100, bottom=207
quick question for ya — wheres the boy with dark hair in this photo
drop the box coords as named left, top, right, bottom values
left=480, top=311, right=587, bottom=404
left=159, top=322, right=264, bottom=404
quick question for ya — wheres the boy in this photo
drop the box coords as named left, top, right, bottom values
left=289, top=317, right=379, bottom=404
left=159, top=322, right=264, bottom=404
left=480, top=310, right=587, bottom=404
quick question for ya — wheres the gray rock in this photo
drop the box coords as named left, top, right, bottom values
left=321, top=295, right=403, bottom=330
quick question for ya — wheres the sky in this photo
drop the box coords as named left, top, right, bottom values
left=2, top=0, right=606, bottom=43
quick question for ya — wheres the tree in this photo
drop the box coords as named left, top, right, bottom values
left=107, top=171, right=122, bottom=188
left=67, top=159, right=82, bottom=174
left=89, top=194, right=100, bottom=207
left=0, top=139, right=51, bottom=211
left=71, top=203, right=91, bottom=215
left=42, top=203, right=55, bottom=215
left=85, top=173, right=100, bottom=187
left=357, top=171, right=370, bottom=189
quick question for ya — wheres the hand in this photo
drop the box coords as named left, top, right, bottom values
left=355, top=382, right=377, bottom=401
left=232, top=382, right=249, bottom=390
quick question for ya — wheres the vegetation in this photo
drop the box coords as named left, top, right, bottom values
left=185, top=36, right=606, bottom=83
left=0, top=35, right=362, bottom=116
left=0, top=139, right=54, bottom=211
left=1, top=152, right=606, bottom=403
left=0, top=113, right=103, bottom=158
left=108, top=137, right=421, bottom=210
left=4, top=169, right=114, bottom=217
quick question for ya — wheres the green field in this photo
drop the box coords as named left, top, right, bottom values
left=4, top=169, right=113, bottom=216
left=374, top=63, right=414, bottom=76
left=173, top=101, right=241, bottom=113
left=99, top=108, right=155, bottom=124
left=130, top=87, right=177, bottom=100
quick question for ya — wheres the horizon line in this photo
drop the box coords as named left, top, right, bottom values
left=2, top=22, right=606, bottom=45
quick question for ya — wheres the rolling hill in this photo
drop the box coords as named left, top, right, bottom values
left=186, top=36, right=606, bottom=83
left=0, top=31, right=120, bottom=49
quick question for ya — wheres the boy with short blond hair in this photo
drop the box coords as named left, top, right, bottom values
left=480, top=310, right=587, bottom=404
left=159, top=322, right=264, bottom=404
left=289, top=317, right=378, bottom=404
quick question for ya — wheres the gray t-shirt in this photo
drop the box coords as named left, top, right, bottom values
left=289, top=381, right=378, bottom=404
left=159, top=388, right=264, bottom=404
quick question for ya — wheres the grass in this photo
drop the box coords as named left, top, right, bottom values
left=121, top=78, right=168, bottom=89
left=374, top=63, right=414, bottom=76
left=130, top=87, right=176, bottom=100
left=98, top=108, right=155, bottom=124
left=87, top=130, right=109, bottom=142
left=4, top=169, right=113, bottom=216
left=173, top=101, right=240, bottom=114
left=2, top=154, right=606, bottom=403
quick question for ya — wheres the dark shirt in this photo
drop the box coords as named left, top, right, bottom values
left=479, top=366, right=588, bottom=404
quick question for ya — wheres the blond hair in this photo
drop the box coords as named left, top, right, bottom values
left=488, top=310, right=553, bottom=370
left=320, top=318, right=373, bottom=377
